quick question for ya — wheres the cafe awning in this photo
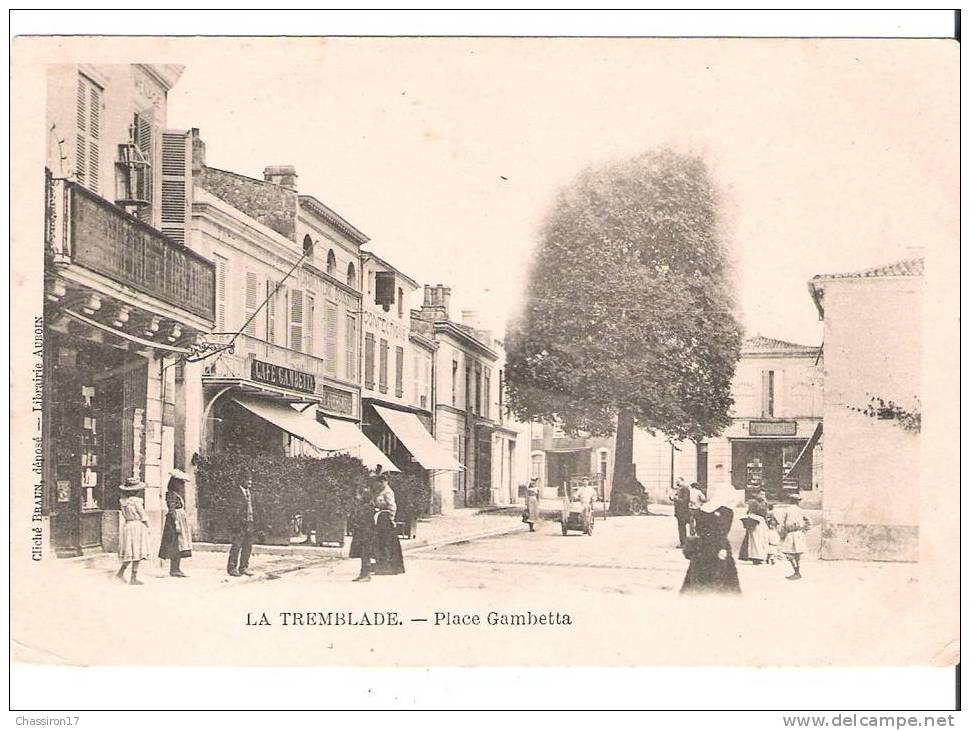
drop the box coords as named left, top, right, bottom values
left=788, top=422, right=823, bottom=476
left=373, top=405, right=464, bottom=471
left=316, top=416, right=398, bottom=473
left=231, top=395, right=349, bottom=453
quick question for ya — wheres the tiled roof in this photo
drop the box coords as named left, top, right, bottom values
left=742, top=336, right=820, bottom=355
left=812, top=257, right=924, bottom=281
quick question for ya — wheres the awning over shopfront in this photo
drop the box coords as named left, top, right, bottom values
left=231, top=395, right=349, bottom=453
left=373, top=405, right=464, bottom=471
left=317, top=416, right=398, bottom=473
left=788, top=422, right=823, bottom=476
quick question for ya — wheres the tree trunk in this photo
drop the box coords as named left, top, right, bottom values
left=609, top=408, right=637, bottom=514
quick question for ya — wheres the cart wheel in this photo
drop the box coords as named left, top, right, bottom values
left=561, top=522, right=568, bottom=536
left=629, top=496, right=644, bottom=515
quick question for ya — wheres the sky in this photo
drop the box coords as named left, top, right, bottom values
left=166, top=37, right=957, bottom=346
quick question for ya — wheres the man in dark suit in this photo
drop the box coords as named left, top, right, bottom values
left=227, top=472, right=256, bottom=577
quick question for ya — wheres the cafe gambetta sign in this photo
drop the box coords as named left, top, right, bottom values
left=250, top=359, right=316, bottom=395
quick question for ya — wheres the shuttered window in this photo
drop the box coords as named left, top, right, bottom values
left=379, top=338, right=389, bottom=394
left=289, top=289, right=304, bottom=352
left=243, top=271, right=259, bottom=337
left=364, top=333, right=375, bottom=389
left=214, top=254, right=228, bottom=331
left=395, top=346, right=404, bottom=398
left=304, top=293, right=315, bottom=355
left=265, top=280, right=277, bottom=344
left=160, top=130, right=191, bottom=244
left=76, top=74, right=102, bottom=194
left=324, top=302, right=338, bottom=374
left=133, top=109, right=154, bottom=223
left=345, top=315, right=357, bottom=381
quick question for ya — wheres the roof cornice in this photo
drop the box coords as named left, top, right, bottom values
left=299, top=195, right=369, bottom=246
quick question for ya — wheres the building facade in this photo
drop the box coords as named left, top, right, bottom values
left=43, top=64, right=215, bottom=556
left=697, top=336, right=824, bottom=505
left=809, top=258, right=923, bottom=561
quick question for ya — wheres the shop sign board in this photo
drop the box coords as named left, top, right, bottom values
left=250, top=359, right=316, bottom=395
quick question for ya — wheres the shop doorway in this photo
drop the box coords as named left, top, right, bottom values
left=730, top=440, right=811, bottom=500
left=47, top=335, right=147, bottom=556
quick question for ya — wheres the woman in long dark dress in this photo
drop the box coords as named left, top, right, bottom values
left=681, top=492, right=741, bottom=594
left=350, top=481, right=377, bottom=582
left=373, top=475, right=405, bottom=575
left=158, top=470, right=193, bottom=577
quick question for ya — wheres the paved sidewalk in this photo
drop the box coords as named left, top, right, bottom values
left=61, top=508, right=527, bottom=586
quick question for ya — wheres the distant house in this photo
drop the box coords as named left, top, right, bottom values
left=697, top=336, right=824, bottom=505
left=809, top=258, right=923, bottom=561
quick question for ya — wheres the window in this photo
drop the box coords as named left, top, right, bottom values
left=379, top=338, right=389, bottom=394
left=762, top=370, right=775, bottom=417
left=397, top=287, right=404, bottom=318
left=304, top=293, right=316, bottom=355
left=243, top=271, right=259, bottom=337
left=413, top=353, right=421, bottom=405
left=213, top=254, right=228, bottom=331
left=451, top=360, right=458, bottom=406
left=482, top=367, right=491, bottom=419
left=345, top=315, right=357, bottom=381
left=598, top=450, right=609, bottom=487
left=368, top=270, right=374, bottom=296
left=498, top=369, right=505, bottom=420
left=395, top=346, right=404, bottom=398
left=75, top=74, right=102, bottom=194
left=347, top=262, right=356, bottom=287
left=422, top=358, right=431, bottom=410
left=130, top=109, right=154, bottom=224
left=303, top=235, right=313, bottom=256
left=289, top=289, right=304, bottom=352
left=530, top=422, right=543, bottom=440
left=265, top=280, right=277, bottom=344
left=364, top=333, right=376, bottom=389
left=324, top=301, right=338, bottom=373
left=327, top=250, right=337, bottom=275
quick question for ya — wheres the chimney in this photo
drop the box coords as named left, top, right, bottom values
left=418, top=284, right=451, bottom=322
left=263, top=165, right=298, bottom=192
left=190, top=128, right=206, bottom=174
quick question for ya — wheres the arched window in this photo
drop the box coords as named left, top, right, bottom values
left=326, top=249, right=336, bottom=275
left=302, top=234, right=313, bottom=256
left=346, top=262, right=356, bottom=287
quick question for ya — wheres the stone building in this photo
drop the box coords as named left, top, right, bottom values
left=809, top=257, right=923, bottom=561
left=42, top=64, right=215, bottom=556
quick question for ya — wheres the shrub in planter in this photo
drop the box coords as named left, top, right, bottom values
left=390, top=466, right=432, bottom=538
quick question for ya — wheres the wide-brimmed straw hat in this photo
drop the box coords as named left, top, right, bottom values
left=701, top=484, right=742, bottom=513
left=169, top=468, right=193, bottom=482
left=119, top=476, right=145, bottom=491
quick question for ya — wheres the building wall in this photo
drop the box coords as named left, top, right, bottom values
left=819, top=277, right=922, bottom=561
left=631, top=431, right=697, bottom=505
left=432, top=408, right=464, bottom=512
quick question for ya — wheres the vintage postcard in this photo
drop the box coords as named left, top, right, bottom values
left=9, top=33, right=959, bottom=671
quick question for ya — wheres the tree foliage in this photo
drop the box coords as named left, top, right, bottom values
left=505, top=149, right=743, bottom=443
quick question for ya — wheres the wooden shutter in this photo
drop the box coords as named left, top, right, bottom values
left=76, top=74, right=102, bottom=194
left=379, top=339, right=389, bottom=393
left=364, top=333, right=375, bottom=389
left=324, top=302, right=338, bottom=374
left=134, top=110, right=155, bottom=224
left=265, top=280, right=277, bottom=344
left=244, top=271, right=259, bottom=337
left=395, top=346, right=404, bottom=397
left=345, top=315, right=357, bottom=381
left=160, top=130, right=192, bottom=244
left=289, top=289, right=304, bottom=352
left=214, top=254, right=228, bottom=331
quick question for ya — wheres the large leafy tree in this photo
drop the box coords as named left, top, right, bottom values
left=505, top=149, right=742, bottom=512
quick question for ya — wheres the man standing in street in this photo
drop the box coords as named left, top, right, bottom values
left=227, top=472, right=256, bottom=577
left=688, top=480, right=707, bottom=537
left=669, top=477, right=691, bottom=548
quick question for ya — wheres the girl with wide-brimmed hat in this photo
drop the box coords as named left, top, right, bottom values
left=116, top=477, right=151, bottom=585
left=159, top=469, right=194, bottom=578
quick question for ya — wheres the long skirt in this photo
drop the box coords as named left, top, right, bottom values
left=525, top=495, right=540, bottom=523
left=681, top=540, right=741, bottom=594
left=374, top=514, right=405, bottom=575
left=158, top=513, right=192, bottom=559
left=739, top=516, right=769, bottom=562
left=119, top=519, right=151, bottom=562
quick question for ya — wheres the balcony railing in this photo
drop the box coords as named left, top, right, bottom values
left=46, top=175, right=215, bottom=322
left=205, top=333, right=333, bottom=381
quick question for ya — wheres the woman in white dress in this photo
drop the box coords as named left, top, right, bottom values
left=115, top=477, right=151, bottom=586
left=524, top=479, right=541, bottom=532
left=780, top=493, right=812, bottom=580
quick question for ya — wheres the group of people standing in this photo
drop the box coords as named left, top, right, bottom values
left=671, top=472, right=814, bottom=594
left=350, top=468, right=406, bottom=582
left=115, top=469, right=195, bottom=585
